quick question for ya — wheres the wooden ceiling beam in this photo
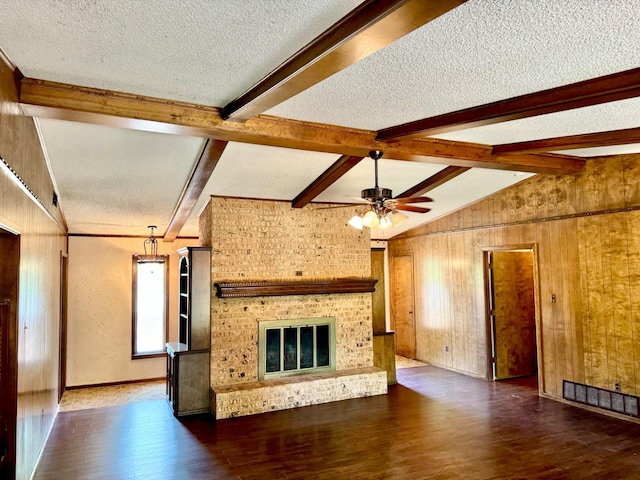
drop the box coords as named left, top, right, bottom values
left=222, top=0, right=467, bottom=122
left=377, top=67, right=640, bottom=141
left=163, top=139, right=227, bottom=242
left=492, top=126, right=640, bottom=154
left=19, top=78, right=585, bottom=175
left=395, top=166, right=470, bottom=199
left=292, top=155, right=364, bottom=208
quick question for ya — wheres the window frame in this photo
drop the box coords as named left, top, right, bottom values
left=131, top=255, right=169, bottom=359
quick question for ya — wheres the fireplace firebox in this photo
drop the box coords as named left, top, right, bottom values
left=258, top=317, right=336, bottom=380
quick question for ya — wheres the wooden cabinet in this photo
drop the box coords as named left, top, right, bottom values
left=167, top=246, right=211, bottom=416
left=166, top=343, right=210, bottom=416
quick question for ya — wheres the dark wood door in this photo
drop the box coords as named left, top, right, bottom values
left=0, top=300, right=9, bottom=479
left=392, top=255, right=416, bottom=358
left=490, top=251, right=537, bottom=380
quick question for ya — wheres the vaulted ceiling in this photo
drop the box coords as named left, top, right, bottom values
left=1, top=0, right=639, bottom=240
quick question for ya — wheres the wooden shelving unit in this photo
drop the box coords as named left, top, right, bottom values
left=166, top=246, right=211, bottom=417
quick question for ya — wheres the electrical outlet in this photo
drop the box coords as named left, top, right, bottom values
left=445, top=345, right=449, bottom=352
left=615, top=382, right=621, bottom=392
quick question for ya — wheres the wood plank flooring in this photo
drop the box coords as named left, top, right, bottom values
left=34, top=366, right=640, bottom=480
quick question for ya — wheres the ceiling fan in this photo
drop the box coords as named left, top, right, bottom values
left=347, top=150, right=432, bottom=231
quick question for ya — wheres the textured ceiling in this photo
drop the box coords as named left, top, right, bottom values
left=37, top=118, right=205, bottom=235
left=2, top=0, right=639, bottom=240
left=268, top=0, right=640, bottom=131
left=431, top=97, right=640, bottom=152
left=0, top=0, right=362, bottom=106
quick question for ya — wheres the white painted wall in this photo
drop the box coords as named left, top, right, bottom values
left=67, top=236, right=195, bottom=386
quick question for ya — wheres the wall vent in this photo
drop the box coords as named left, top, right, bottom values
left=563, top=380, right=639, bottom=418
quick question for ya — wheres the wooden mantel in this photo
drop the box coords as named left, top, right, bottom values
left=214, top=278, right=378, bottom=298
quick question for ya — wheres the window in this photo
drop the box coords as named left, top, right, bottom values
left=132, top=256, right=169, bottom=358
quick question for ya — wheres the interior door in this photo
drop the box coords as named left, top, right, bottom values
left=58, top=253, right=68, bottom=402
left=0, top=300, right=9, bottom=478
left=0, top=229, right=18, bottom=480
left=392, top=255, right=416, bottom=358
left=490, top=250, right=537, bottom=380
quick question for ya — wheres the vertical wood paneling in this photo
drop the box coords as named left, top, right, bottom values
left=536, top=222, right=556, bottom=396
left=608, top=213, right=633, bottom=392
left=577, top=217, right=593, bottom=386
left=627, top=211, right=640, bottom=395
left=390, top=157, right=640, bottom=400
left=552, top=220, right=569, bottom=396
left=473, top=230, right=487, bottom=375
left=563, top=218, right=584, bottom=383
left=623, top=157, right=640, bottom=205
left=585, top=217, right=608, bottom=387
left=0, top=55, right=67, bottom=480
left=605, top=157, right=625, bottom=209
left=463, top=231, right=476, bottom=374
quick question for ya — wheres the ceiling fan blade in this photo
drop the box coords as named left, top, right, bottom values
left=346, top=196, right=371, bottom=203
left=394, top=196, right=433, bottom=204
left=395, top=204, right=431, bottom=213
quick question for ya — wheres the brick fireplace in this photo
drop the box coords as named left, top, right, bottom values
left=199, top=197, right=387, bottom=419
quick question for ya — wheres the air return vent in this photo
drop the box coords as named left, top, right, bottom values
left=563, top=380, right=639, bottom=418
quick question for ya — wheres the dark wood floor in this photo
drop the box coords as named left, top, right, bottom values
left=34, top=366, right=640, bottom=480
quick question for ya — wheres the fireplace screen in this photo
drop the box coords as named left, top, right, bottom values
left=259, top=317, right=336, bottom=380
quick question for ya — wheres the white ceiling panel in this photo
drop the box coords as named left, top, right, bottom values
left=557, top=144, right=640, bottom=158
left=0, top=0, right=362, bottom=106
left=181, top=142, right=341, bottom=236
left=38, top=119, right=205, bottom=235
left=431, top=97, right=640, bottom=146
left=268, top=0, right=640, bottom=130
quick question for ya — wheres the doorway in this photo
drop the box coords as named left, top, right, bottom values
left=484, top=247, right=539, bottom=384
left=0, top=228, right=20, bottom=480
left=391, top=254, right=416, bottom=359
left=58, top=252, right=68, bottom=402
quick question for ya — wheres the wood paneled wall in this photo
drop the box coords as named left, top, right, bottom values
left=389, top=155, right=640, bottom=401
left=0, top=54, right=67, bottom=480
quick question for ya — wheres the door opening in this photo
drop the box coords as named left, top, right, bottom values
left=58, top=252, right=68, bottom=402
left=0, top=227, right=20, bottom=480
left=484, top=247, right=539, bottom=387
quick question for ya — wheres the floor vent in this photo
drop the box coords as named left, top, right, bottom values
left=563, top=380, right=639, bottom=418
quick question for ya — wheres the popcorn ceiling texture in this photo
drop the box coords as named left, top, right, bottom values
left=0, top=0, right=362, bottom=107
left=270, top=0, right=640, bottom=132
left=200, top=197, right=385, bottom=417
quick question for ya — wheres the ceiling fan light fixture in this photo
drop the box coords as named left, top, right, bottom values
left=345, top=150, right=432, bottom=232
left=362, top=210, right=379, bottom=228
left=348, top=214, right=364, bottom=230
left=378, top=213, right=393, bottom=230
left=391, top=211, right=409, bottom=227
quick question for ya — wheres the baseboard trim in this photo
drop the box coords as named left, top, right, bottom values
left=29, top=403, right=59, bottom=480
left=66, top=376, right=165, bottom=390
